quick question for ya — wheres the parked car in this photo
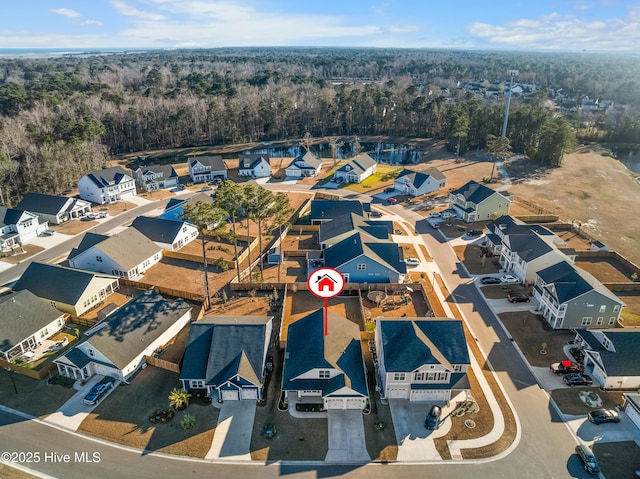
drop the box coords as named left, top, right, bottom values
left=480, top=276, right=501, bottom=285
left=466, top=229, right=482, bottom=237
left=564, top=373, right=593, bottom=386
left=441, top=210, right=456, bottom=219
left=405, top=257, right=420, bottom=266
left=500, top=274, right=519, bottom=283
left=97, top=211, right=108, bottom=218
left=370, top=211, right=383, bottom=217
left=551, top=360, right=585, bottom=375
left=507, top=292, right=530, bottom=303
left=85, top=212, right=99, bottom=220
left=42, top=229, right=56, bottom=236
left=386, top=197, right=397, bottom=204
left=428, top=212, right=442, bottom=218
left=575, top=444, right=600, bottom=474
left=428, top=220, right=440, bottom=229
left=83, top=376, right=116, bottom=405
left=384, top=187, right=395, bottom=193
left=587, top=408, right=620, bottom=425
left=176, top=184, right=186, bottom=190
left=200, top=186, right=213, bottom=192
left=424, top=405, right=442, bottom=430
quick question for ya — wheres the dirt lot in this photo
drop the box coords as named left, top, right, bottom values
left=280, top=233, right=318, bottom=251
left=617, top=292, right=640, bottom=326
left=454, top=244, right=501, bottom=275
left=0, top=244, right=45, bottom=264
left=362, top=290, right=430, bottom=320
left=0, top=370, right=76, bottom=418
left=551, top=229, right=592, bottom=250
left=592, top=441, right=640, bottom=479
left=575, top=256, right=637, bottom=283
left=549, top=387, right=623, bottom=416
left=51, top=218, right=98, bottom=235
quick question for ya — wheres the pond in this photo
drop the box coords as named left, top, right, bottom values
left=612, top=147, right=640, bottom=174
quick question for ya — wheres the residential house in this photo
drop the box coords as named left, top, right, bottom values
left=333, top=153, right=377, bottom=183
left=131, top=164, right=179, bottom=191
left=375, top=318, right=471, bottom=402
left=180, top=316, right=273, bottom=402
left=485, top=215, right=565, bottom=256
left=574, top=328, right=640, bottom=389
left=285, top=151, right=323, bottom=178
left=499, top=232, right=570, bottom=284
left=16, top=193, right=92, bottom=225
left=239, top=153, right=271, bottom=178
left=393, top=168, right=446, bottom=196
left=0, top=207, right=49, bottom=251
left=77, top=166, right=137, bottom=205
left=309, top=199, right=371, bottom=225
left=12, top=262, right=119, bottom=317
left=188, top=156, right=227, bottom=184
left=130, top=216, right=198, bottom=251
left=159, top=192, right=217, bottom=227
left=533, top=261, right=625, bottom=330
left=282, top=310, right=368, bottom=411
left=449, top=180, right=512, bottom=222
left=623, top=393, right=640, bottom=431
left=0, top=290, right=66, bottom=362
left=68, top=229, right=162, bottom=280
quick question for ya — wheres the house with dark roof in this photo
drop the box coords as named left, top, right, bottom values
left=68, top=229, right=162, bottom=280
left=285, top=151, right=323, bottom=178
left=0, top=290, right=66, bottom=362
left=333, top=153, right=376, bottom=183
left=54, top=290, right=192, bottom=381
left=239, top=153, right=271, bottom=178
left=16, top=193, right=92, bottom=225
left=180, top=316, right=273, bottom=402
left=485, top=215, right=565, bottom=255
left=574, top=328, right=640, bottom=389
left=500, top=232, right=570, bottom=284
left=131, top=164, right=179, bottom=191
left=187, top=156, right=227, bottom=184
left=282, top=310, right=368, bottom=411
left=375, top=318, right=471, bottom=402
left=12, top=262, right=119, bottom=317
left=534, top=261, right=624, bottom=330
left=130, top=216, right=198, bottom=251
left=449, top=180, right=511, bottom=222
left=309, top=199, right=371, bottom=225
left=0, top=207, right=49, bottom=250
left=393, top=168, right=446, bottom=197
left=77, top=166, right=137, bottom=205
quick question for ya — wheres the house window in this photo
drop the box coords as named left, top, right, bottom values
left=586, top=304, right=594, bottom=308
left=319, top=370, right=330, bottom=379
left=596, top=317, right=603, bottom=325
left=39, top=328, right=49, bottom=338
left=87, top=348, right=95, bottom=357
left=609, top=317, right=616, bottom=325
left=581, top=317, right=592, bottom=326
left=599, top=305, right=606, bottom=313
left=96, top=256, right=103, bottom=262
left=191, top=380, right=205, bottom=389
left=453, top=365, right=462, bottom=372
left=393, top=372, right=405, bottom=381
left=415, top=372, right=426, bottom=381
left=50, top=301, right=56, bottom=307
left=602, top=338, right=611, bottom=349
left=182, top=226, right=187, bottom=232
left=357, top=264, right=366, bottom=270
left=614, top=305, right=620, bottom=312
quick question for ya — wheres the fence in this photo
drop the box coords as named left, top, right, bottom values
left=1, top=357, right=57, bottom=380
left=576, top=250, right=640, bottom=277
left=144, top=355, right=180, bottom=373
left=163, top=249, right=236, bottom=269
left=118, top=278, right=205, bottom=302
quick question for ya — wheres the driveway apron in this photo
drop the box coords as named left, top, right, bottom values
left=206, top=400, right=256, bottom=460
left=325, top=410, right=370, bottom=462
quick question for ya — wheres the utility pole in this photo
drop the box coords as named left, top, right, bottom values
left=501, top=70, right=518, bottom=138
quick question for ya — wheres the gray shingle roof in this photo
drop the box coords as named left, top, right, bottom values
left=239, top=153, right=270, bottom=170
left=578, top=328, right=640, bottom=376
left=504, top=233, right=553, bottom=261
left=537, top=261, right=623, bottom=304
left=85, top=166, right=132, bottom=188
left=16, top=193, right=71, bottom=216
left=70, top=229, right=162, bottom=270
left=287, top=151, right=322, bottom=170
left=335, top=153, right=376, bottom=175
left=132, top=164, right=178, bottom=179
left=0, top=207, right=34, bottom=228
left=131, top=216, right=191, bottom=244
left=396, top=168, right=445, bottom=188
left=68, top=232, right=109, bottom=260
left=450, top=180, right=503, bottom=204
left=188, top=155, right=226, bottom=171
left=310, top=199, right=368, bottom=222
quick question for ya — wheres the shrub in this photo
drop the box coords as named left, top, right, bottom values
left=181, top=414, right=196, bottom=430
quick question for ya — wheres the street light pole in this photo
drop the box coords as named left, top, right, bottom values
left=6, top=367, right=18, bottom=394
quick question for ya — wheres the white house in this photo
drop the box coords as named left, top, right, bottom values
left=393, top=168, right=446, bottom=196
left=131, top=164, right=179, bottom=191
left=239, top=153, right=271, bottom=178
left=499, top=232, right=570, bottom=284
left=285, top=151, right=323, bottom=178
left=16, top=193, right=92, bottom=225
left=78, top=166, right=137, bottom=205
left=0, top=207, right=49, bottom=251
left=130, top=216, right=198, bottom=251
left=333, top=153, right=377, bottom=183
left=187, top=156, right=227, bottom=184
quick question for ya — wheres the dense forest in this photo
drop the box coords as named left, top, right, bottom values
left=1, top=47, right=639, bottom=205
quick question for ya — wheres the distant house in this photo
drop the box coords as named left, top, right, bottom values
left=131, top=164, right=179, bottom=191
left=16, top=193, right=92, bottom=225
left=333, top=153, right=377, bottom=183
left=533, top=261, right=625, bottom=330
left=375, top=318, right=471, bottom=402
left=188, top=156, right=227, bottom=184
left=449, top=180, right=511, bottom=222
left=54, top=290, right=192, bottom=382
left=309, top=199, right=371, bottom=225
left=12, top=262, right=119, bottom=317
left=0, top=290, right=67, bottom=362
left=239, top=153, right=271, bottom=178
left=130, top=216, right=198, bottom=251
left=285, top=151, right=323, bottom=178
left=180, top=316, right=273, bottom=402
left=281, top=310, right=369, bottom=411
left=393, top=168, right=446, bottom=196
left=68, top=229, right=162, bottom=280
left=77, top=166, right=137, bottom=205
left=0, top=207, right=49, bottom=251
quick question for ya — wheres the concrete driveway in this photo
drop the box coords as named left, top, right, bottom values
left=325, top=410, right=370, bottom=463
left=206, top=400, right=256, bottom=460
left=566, top=409, right=640, bottom=445
left=485, top=297, right=539, bottom=314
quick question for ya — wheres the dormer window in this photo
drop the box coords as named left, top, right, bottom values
left=319, top=370, right=330, bottom=379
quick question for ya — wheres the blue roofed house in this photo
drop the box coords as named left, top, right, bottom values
left=282, top=310, right=369, bottom=411
left=131, top=164, right=179, bottom=191
left=485, top=215, right=566, bottom=256
left=16, top=193, right=92, bottom=225
left=188, top=155, right=227, bottom=184
left=54, top=290, right=192, bottom=382
left=309, top=199, right=371, bottom=225
left=239, top=153, right=272, bottom=178
left=533, top=261, right=625, bottom=330
left=77, top=166, right=137, bottom=205
left=130, top=216, right=198, bottom=251
left=333, top=153, right=377, bottom=183
left=285, top=151, right=323, bottom=178
left=375, top=318, right=471, bottom=402
left=0, top=207, right=49, bottom=251
left=180, top=316, right=273, bottom=402
left=393, top=168, right=446, bottom=197
left=448, top=180, right=512, bottom=222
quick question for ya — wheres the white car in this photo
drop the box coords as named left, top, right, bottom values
left=86, top=212, right=99, bottom=220
left=97, top=211, right=109, bottom=218
left=500, top=274, right=519, bottom=283
left=441, top=210, right=456, bottom=219
left=428, top=212, right=441, bottom=218
left=405, top=257, right=420, bottom=266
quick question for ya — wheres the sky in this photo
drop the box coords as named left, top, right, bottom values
left=1, top=0, right=639, bottom=52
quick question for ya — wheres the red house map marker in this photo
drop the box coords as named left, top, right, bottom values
left=307, top=267, right=345, bottom=336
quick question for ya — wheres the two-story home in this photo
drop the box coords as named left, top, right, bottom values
left=333, top=153, right=377, bottom=183
left=131, top=164, right=179, bottom=191
left=130, top=216, right=198, bottom=251
left=499, top=233, right=570, bottom=284
left=0, top=207, right=49, bottom=251
left=77, top=166, right=137, bottom=205
left=16, top=193, right=92, bottom=225
left=285, top=151, right=323, bottom=178
left=12, top=262, right=119, bottom=317
left=281, top=310, right=369, bottom=411
left=375, top=318, right=471, bottom=402
left=180, top=316, right=273, bottom=402
left=448, top=180, right=512, bottom=222
left=485, top=215, right=566, bottom=256
left=533, top=261, right=625, bottom=330
left=393, top=168, right=446, bottom=197
left=310, top=199, right=371, bottom=225
left=54, top=290, right=192, bottom=382
left=68, top=229, right=162, bottom=280
left=239, top=153, right=271, bottom=178
left=188, top=156, right=227, bottom=184
left=0, top=290, right=67, bottom=362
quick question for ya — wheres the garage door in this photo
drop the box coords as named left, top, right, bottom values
left=241, top=388, right=258, bottom=400
left=346, top=398, right=365, bottom=410
left=325, top=398, right=346, bottom=409
left=387, top=387, right=408, bottom=399
left=221, top=389, right=239, bottom=401
left=411, top=389, right=448, bottom=402
left=93, top=364, right=120, bottom=379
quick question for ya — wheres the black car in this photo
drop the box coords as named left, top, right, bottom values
left=370, top=211, right=383, bottom=217
left=575, top=444, right=600, bottom=474
left=466, top=229, right=482, bottom=237
left=424, top=405, right=442, bottom=430
left=507, top=292, right=530, bottom=303
left=563, top=373, right=593, bottom=386
left=588, top=408, right=620, bottom=425
left=480, top=277, right=501, bottom=285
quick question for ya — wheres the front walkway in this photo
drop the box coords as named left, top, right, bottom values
left=206, top=400, right=257, bottom=460
left=325, top=410, right=370, bottom=462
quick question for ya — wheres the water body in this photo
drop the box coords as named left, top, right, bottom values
left=0, top=48, right=148, bottom=59
left=612, top=147, right=640, bottom=174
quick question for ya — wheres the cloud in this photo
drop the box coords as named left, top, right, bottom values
left=50, top=8, right=81, bottom=18
left=83, top=20, right=104, bottom=27
left=110, top=0, right=167, bottom=21
left=573, top=2, right=593, bottom=11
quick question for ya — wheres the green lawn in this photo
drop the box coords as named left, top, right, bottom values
left=342, top=165, right=402, bottom=193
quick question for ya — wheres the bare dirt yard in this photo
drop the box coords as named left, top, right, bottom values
left=574, top=256, right=636, bottom=283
